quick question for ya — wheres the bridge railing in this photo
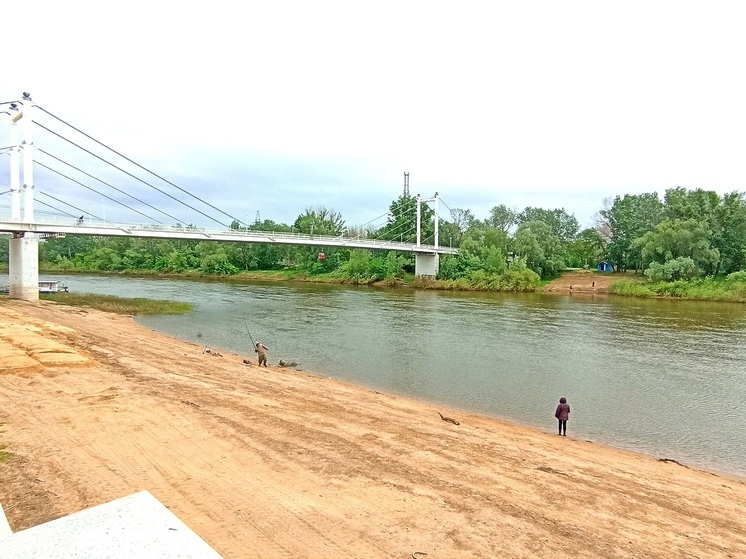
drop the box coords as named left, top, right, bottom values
left=2, top=216, right=459, bottom=254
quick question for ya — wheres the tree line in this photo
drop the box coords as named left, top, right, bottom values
left=2, top=186, right=746, bottom=290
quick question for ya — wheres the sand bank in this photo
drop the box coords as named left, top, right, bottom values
left=0, top=299, right=744, bottom=558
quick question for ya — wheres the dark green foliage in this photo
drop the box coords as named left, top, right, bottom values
left=0, top=234, right=9, bottom=264
left=513, top=221, right=565, bottom=278
left=338, top=250, right=407, bottom=283
left=516, top=207, right=579, bottom=243
left=599, top=193, right=665, bottom=271
left=644, top=257, right=699, bottom=282
left=566, top=228, right=606, bottom=269
left=19, top=185, right=746, bottom=296
left=376, top=195, right=433, bottom=244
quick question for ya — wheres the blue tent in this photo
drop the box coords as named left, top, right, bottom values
left=597, top=262, right=613, bottom=272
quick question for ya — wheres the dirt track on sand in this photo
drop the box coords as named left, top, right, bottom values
left=1, top=299, right=745, bottom=558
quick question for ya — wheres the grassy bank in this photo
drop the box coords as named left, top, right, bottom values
left=39, top=293, right=193, bottom=315
left=610, top=276, right=746, bottom=302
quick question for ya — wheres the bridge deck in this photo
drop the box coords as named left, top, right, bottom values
left=0, top=220, right=458, bottom=255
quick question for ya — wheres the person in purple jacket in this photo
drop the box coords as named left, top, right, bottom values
left=554, top=397, right=570, bottom=436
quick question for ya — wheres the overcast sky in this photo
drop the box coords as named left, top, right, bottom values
left=2, top=1, right=745, bottom=231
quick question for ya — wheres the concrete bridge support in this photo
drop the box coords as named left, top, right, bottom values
left=415, top=253, right=439, bottom=277
left=8, top=234, right=39, bottom=301
left=3, top=94, right=39, bottom=300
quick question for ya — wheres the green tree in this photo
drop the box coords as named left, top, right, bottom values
left=293, top=207, right=346, bottom=236
left=0, top=234, right=9, bottom=265
left=292, top=208, right=347, bottom=274
left=438, top=220, right=463, bottom=248
left=644, top=257, right=699, bottom=282
left=376, top=195, right=434, bottom=244
left=516, top=207, right=579, bottom=243
left=715, top=192, right=746, bottom=274
left=566, top=228, right=607, bottom=268
left=634, top=218, right=720, bottom=275
left=485, top=204, right=516, bottom=234
left=513, top=220, right=565, bottom=278
left=449, top=208, right=477, bottom=234
left=664, top=187, right=746, bottom=275
left=39, top=235, right=95, bottom=264
left=600, top=193, right=664, bottom=271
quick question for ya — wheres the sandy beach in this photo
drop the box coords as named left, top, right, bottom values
left=1, top=298, right=744, bottom=558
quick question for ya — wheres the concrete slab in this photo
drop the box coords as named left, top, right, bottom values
left=0, top=491, right=224, bottom=558
left=0, top=502, right=12, bottom=540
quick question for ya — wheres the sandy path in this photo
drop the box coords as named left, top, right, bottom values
left=0, top=299, right=744, bottom=558
left=540, top=270, right=616, bottom=293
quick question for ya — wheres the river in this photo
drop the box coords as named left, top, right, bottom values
left=6, top=273, right=746, bottom=479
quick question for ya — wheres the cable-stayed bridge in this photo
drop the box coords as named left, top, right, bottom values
left=2, top=92, right=457, bottom=300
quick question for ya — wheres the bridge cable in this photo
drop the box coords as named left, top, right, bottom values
left=36, top=161, right=166, bottom=224
left=37, top=191, right=103, bottom=221
left=438, top=197, right=454, bottom=215
left=33, top=120, right=230, bottom=228
left=37, top=148, right=179, bottom=225
left=0, top=203, right=71, bottom=220
left=375, top=204, right=418, bottom=242
left=35, top=106, right=247, bottom=227
left=346, top=211, right=390, bottom=241
left=34, top=198, right=81, bottom=219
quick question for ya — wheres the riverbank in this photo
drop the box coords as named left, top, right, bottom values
left=30, top=266, right=746, bottom=303
left=1, top=299, right=745, bottom=558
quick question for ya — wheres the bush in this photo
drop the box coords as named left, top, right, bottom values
left=644, top=257, right=698, bottom=282
left=725, top=270, right=746, bottom=283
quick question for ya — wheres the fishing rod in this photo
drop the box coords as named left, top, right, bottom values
left=243, top=316, right=256, bottom=348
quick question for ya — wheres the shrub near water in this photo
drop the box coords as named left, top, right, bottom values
left=611, top=272, right=746, bottom=301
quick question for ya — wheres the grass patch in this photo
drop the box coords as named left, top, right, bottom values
left=610, top=277, right=746, bottom=302
left=0, top=445, right=11, bottom=464
left=40, top=293, right=193, bottom=315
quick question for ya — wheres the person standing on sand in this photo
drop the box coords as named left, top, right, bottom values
left=255, top=342, right=269, bottom=367
left=555, top=397, right=570, bottom=436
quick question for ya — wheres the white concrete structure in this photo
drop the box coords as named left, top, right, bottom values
left=4, top=95, right=39, bottom=301
left=414, top=192, right=441, bottom=277
left=0, top=491, right=224, bottom=558
left=0, top=502, right=12, bottom=540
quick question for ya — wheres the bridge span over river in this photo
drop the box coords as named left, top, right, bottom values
left=0, top=218, right=457, bottom=299
left=2, top=92, right=455, bottom=300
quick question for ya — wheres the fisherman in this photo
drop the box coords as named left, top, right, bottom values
left=254, top=342, right=269, bottom=367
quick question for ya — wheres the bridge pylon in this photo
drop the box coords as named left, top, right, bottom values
left=3, top=93, right=38, bottom=301
left=414, top=191, right=440, bottom=277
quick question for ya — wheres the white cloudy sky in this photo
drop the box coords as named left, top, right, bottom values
left=2, top=1, right=745, bottom=230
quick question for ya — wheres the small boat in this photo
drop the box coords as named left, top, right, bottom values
left=1, top=281, right=70, bottom=294
left=38, top=280, right=69, bottom=294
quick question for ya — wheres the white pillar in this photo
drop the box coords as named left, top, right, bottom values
left=9, top=111, right=21, bottom=221
left=434, top=191, right=439, bottom=249
left=416, top=194, right=421, bottom=247
left=21, top=100, right=34, bottom=223
left=9, top=95, right=39, bottom=301
left=8, top=234, right=39, bottom=301
left=414, top=253, right=439, bottom=277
